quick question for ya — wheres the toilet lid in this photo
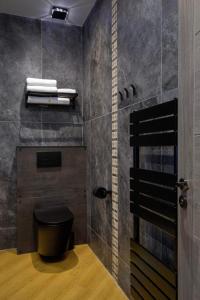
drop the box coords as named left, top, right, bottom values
left=34, top=206, right=74, bottom=225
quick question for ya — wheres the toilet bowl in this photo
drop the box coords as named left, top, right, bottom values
left=34, top=203, right=74, bottom=257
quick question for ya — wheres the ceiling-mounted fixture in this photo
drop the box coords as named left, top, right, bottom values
left=52, top=7, right=69, bottom=21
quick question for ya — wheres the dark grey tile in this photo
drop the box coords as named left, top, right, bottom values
left=162, top=0, right=178, bottom=93
left=118, top=0, right=162, bottom=107
left=0, top=14, right=42, bottom=122
left=42, top=21, right=83, bottom=116
left=84, top=121, right=92, bottom=231
left=0, top=227, right=16, bottom=249
left=42, top=107, right=83, bottom=125
left=118, top=107, right=133, bottom=264
left=41, top=123, right=83, bottom=146
left=90, top=115, right=112, bottom=246
left=0, top=178, right=16, bottom=228
left=0, top=122, right=19, bottom=180
left=118, top=98, right=159, bottom=264
left=83, top=0, right=112, bottom=119
left=118, top=258, right=131, bottom=299
left=89, top=228, right=112, bottom=273
left=19, top=122, right=43, bottom=146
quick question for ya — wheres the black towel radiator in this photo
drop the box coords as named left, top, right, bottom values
left=130, top=99, right=178, bottom=300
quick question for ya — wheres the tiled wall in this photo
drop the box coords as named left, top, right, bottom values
left=84, top=0, right=178, bottom=298
left=0, top=14, right=83, bottom=249
left=83, top=0, right=113, bottom=272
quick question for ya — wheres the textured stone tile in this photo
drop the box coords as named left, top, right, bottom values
left=118, top=0, right=162, bottom=107
left=42, top=107, right=83, bottom=125
left=118, top=106, right=133, bottom=264
left=41, top=123, right=83, bottom=146
left=84, top=121, right=92, bottom=231
left=90, top=115, right=112, bottom=246
left=0, top=14, right=42, bottom=122
left=162, top=0, right=178, bottom=93
left=118, top=258, right=131, bottom=299
left=118, top=98, right=160, bottom=264
left=42, top=21, right=83, bottom=116
left=162, top=88, right=178, bottom=103
left=0, top=227, right=16, bottom=249
left=89, top=228, right=112, bottom=273
left=19, top=122, right=42, bottom=146
left=83, top=0, right=112, bottom=119
left=0, top=122, right=19, bottom=180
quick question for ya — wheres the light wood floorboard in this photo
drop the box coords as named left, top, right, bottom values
left=0, top=245, right=128, bottom=300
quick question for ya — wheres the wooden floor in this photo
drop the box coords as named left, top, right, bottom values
left=0, top=245, right=127, bottom=300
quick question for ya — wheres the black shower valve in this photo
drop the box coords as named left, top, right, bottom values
left=93, top=187, right=112, bottom=199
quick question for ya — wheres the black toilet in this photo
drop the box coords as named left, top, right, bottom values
left=34, top=203, right=74, bottom=258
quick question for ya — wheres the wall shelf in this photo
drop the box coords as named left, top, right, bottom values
left=25, top=91, right=78, bottom=109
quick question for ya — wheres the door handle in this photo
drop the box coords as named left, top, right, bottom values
left=176, top=178, right=189, bottom=192
left=176, top=178, right=189, bottom=209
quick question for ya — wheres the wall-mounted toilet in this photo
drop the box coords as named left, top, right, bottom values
left=34, top=203, right=74, bottom=258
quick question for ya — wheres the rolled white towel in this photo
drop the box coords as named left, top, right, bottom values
left=26, top=78, right=57, bottom=87
left=27, top=96, right=57, bottom=105
left=58, top=88, right=76, bottom=94
left=27, top=86, right=58, bottom=93
left=58, top=97, right=70, bottom=105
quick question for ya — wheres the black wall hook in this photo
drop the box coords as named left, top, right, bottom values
left=119, top=91, right=123, bottom=101
left=130, top=84, right=137, bottom=97
left=124, top=88, right=129, bottom=98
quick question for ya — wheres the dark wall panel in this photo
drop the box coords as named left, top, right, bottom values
left=17, top=147, right=86, bottom=254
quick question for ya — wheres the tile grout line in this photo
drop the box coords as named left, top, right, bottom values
left=111, top=0, right=119, bottom=281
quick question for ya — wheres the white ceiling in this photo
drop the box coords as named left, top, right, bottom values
left=0, top=0, right=96, bottom=26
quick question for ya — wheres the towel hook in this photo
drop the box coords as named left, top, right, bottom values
left=119, top=91, right=123, bottom=101
left=130, top=84, right=137, bottom=97
left=124, top=88, right=129, bottom=98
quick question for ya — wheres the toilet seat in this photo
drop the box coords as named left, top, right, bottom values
left=34, top=206, right=73, bottom=225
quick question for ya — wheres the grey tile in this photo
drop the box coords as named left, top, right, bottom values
left=90, top=115, right=112, bottom=246
left=118, top=107, right=133, bottom=264
left=83, top=0, right=112, bottom=119
left=89, top=228, right=112, bottom=273
left=41, top=123, right=83, bottom=146
left=42, top=107, right=83, bottom=125
left=118, top=258, right=131, bottom=299
left=42, top=21, right=83, bottom=116
left=118, top=0, right=162, bottom=107
left=19, top=122, right=43, bottom=146
left=84, top=121, right=92, bottom=231
left=162, top=88, right=178, bottom=103
left=0, top=14, right=42, bottom=122
left=0, top=227, right=16, bottom=249
left=0, top=122, right=19, bottom=180
left=162, top=0, right=178, bottom=93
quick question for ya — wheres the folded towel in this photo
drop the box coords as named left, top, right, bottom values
left=27, top=96, right=71, bottom=106
left=58, top=88, right=76, bottom=94
left=27, top=96, right=57, bottom=105
left=58, top=97, right=70, bottom=105
left=26, top=78, right=57, bottom=87
left=27, top=86, right=58, bottom=93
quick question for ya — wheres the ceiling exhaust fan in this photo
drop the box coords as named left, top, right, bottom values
left=40, top=0, right=93, bottom=25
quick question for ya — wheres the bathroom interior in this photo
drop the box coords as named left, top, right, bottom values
left=0, top=0, right=199, bottom=299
